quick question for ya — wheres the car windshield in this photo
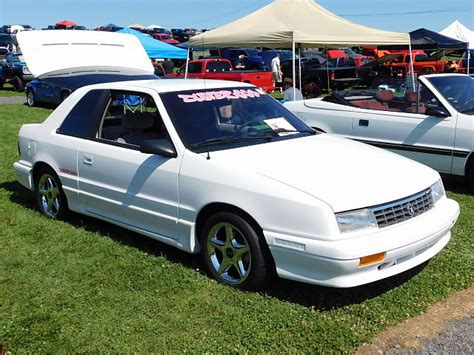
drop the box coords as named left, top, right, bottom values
left=427, top=75, right=474, bottom=114
left=160, top=87, right=314, bottom=152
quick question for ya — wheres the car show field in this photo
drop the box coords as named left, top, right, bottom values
left=1, top=103, right=473, bottom=352
left=1, top=0, right=473, bottom=352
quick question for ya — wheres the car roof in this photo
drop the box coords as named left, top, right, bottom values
left=87, top=78, right=254, bottom=93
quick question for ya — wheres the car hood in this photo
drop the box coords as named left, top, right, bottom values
left=16, top=30, right=154, bottom=78
left=209, top=134, right=438, bottom=212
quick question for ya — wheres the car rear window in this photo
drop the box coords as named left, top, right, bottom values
left=57, top=89, right=110, bottom=138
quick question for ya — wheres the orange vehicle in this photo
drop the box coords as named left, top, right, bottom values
left=168, top=58, right=275, bottom=92
left=382, top=50, right=447, bottom=75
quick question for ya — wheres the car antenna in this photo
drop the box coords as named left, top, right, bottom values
left=206, top=146, right=211, bottom=160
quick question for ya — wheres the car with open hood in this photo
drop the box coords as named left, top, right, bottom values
left=14, top=30, right=459, bottom=290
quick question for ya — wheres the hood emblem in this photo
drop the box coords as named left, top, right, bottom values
left=404, top=202, right=416, bottom=216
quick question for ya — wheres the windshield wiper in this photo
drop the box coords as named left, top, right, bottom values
left=191, top=135, right=271, bottom=148
left=263, top=128, right=317, bottom=136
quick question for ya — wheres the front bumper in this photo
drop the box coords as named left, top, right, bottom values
left=265, top=197, right=460, bottom=288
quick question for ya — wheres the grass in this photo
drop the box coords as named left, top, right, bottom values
left=0, top=83, right=24, bottom=97
left=0, top=104, right=473, bottom=352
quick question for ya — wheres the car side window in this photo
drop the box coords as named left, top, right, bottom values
left=57, top=89, right=110, bottom=138
left=188, top=62, right=202, bottom=74
left=418, top=83, right=445, bottom=113
left=97, top=91, right=168, bottom=148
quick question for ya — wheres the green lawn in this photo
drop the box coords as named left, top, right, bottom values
left=0, top=83, right=24, bottom=97
left=0, top=104, right=473, bottom=352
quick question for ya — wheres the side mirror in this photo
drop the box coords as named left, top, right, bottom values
left=140, top=139, right=177, bottom=158
left=425, top=106, right=450, bottom=118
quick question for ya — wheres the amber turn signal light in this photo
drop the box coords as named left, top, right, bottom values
left=359, top=252, right=385, bottom=267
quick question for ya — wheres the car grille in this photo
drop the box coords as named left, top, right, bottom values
left=371, top=189, right=433, bottom=228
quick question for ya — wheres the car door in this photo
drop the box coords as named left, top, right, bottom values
left=77, top=89, right=180, bottom=240
left=351, top=82, right=456, bottom=174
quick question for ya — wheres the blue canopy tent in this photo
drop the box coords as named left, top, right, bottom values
left=117, top=28, right=187, bottom=59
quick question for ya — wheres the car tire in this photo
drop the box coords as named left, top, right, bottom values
left=12, top=76, right=24, bottom=92
left=26, top=89, right=36, bottom=107
left=201, top=212, right=268, bottom=290
left=60, top=91, right=69, bottom=102
left=468, top=162, right=474, bottom=193
left=35, top=167, right=68, bottom=219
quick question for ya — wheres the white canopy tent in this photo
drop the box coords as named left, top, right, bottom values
left=189, top=0, right=412, bottom=97
left=441, top=21, right=473, bottom=74
left=440, top=21, right=474, bottom=49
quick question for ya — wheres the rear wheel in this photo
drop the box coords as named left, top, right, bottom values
left=26, top=89, right=36, bottom=107
left=35, top=167, right=68, bottom=219
left=12, top=76, right=24, bottom=92
left=201, top=212, right=268, bottom=290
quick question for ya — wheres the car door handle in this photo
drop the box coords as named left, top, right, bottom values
left=83, top=155, right=93, bottom=166
left=359, top=119, right=369, bottom=127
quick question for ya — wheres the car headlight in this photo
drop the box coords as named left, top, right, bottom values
left=336, top=208, right=377, bottom=233
left=430, top=179, right=445, bottom=204
left=22, top=66, right=31, bottom=75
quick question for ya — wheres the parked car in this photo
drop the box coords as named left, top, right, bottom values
left=223, top=48, right=269, bottom=71
left=152, top=33, right=179, bottom=44
left=379, top=50, right=447, bottom=76
left=169, top=58, right=275, bottom=92
left=280, top=55, right=359, bottom=93
left=0, top=51, right=33, bottom=91
left=25, top=79, right=72, bottom=107
left=261, top=49, right=295, bottom=70
left=14, top=30, right=460, bottom=291
left=457, top=49, right=474, bottom=74
left=285, top=74, right=474, bottom=190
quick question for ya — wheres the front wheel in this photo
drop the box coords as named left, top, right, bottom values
left=468, top=163, right=474, bottom=193
left=201, top=212, right=268, bottom=290
left=35, top=167, right=68, bottom=219
left=26, top=89, right=36, bottom=107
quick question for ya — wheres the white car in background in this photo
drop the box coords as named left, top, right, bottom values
left=285, top=74, right=474, bottom=190
left=13, top=30, right=460, bottom=290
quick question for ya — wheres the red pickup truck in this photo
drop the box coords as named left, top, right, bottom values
left=168, top=58, right=275, bottom=92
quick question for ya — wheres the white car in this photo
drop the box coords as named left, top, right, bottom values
left=13, top=30, right=460, bottom=290
left=284, top=74, right=474, bottom=190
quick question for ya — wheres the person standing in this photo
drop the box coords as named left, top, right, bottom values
left=163, top=58, right=175, bottom=74
left=271, top=53, right=282, bottom=91
left=283, top=77, right=303, bottom=101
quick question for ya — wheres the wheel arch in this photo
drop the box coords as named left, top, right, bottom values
left=32, top=161, right=58, bottom=189
left=195, top=202, right=276, bottom=271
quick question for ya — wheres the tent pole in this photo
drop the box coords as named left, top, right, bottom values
left=298, top=46, right=302, bottom=94
left=409, top=42, right=415, bottom=91
left=467, top=49, right=471, bottom=75
left=185, top=46, right=190, bottom=79
left=292, top=38, right=296, bottom=100
left=325, top=44, right=330, bottom=93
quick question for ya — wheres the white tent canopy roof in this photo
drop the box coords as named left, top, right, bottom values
left=190, top=0, right=409, bottom=48
left=147, top=24, right=164, bottom=29
left=440, top=21, right=474, bottom=49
